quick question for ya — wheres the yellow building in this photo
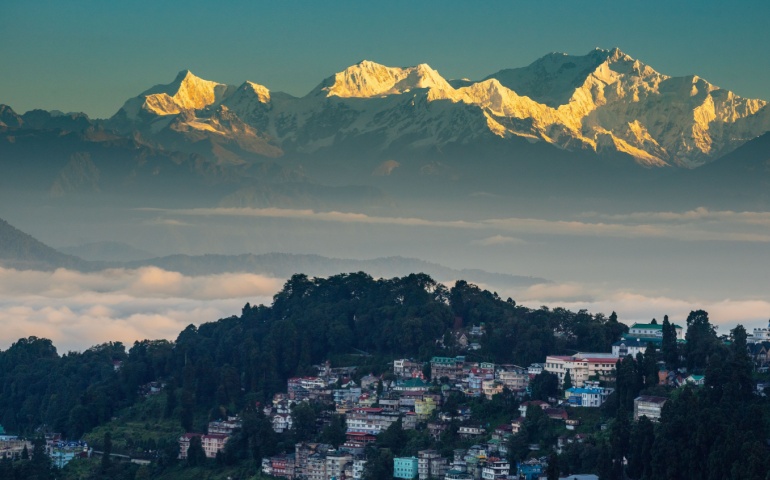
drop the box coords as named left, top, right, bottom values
left=414, top=397, right=437, bottom=419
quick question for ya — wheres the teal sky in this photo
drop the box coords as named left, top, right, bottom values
left=2, top=0, right=769, bottom=119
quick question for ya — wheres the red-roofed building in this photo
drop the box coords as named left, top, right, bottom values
left=345, top=432, right=377, bottom=444
left=545, top=408, right=568, bottom=421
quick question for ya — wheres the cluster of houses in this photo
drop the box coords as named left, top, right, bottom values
left=254, top=323, right=682, bottom=479
left=262, top=442, right=367, bottom=480
left=44, top=434, right=91, bottom=469
left=198, top=321, right=707, bottom=478
left=0, top=427, right=93, bottom=469
left=393, top=448, right=512, bottom=480
left=255, top=346, right=623, bottom=480
left=0, top=425, right=32, bottom=462
left=428, top=357, right=530, bottom=400
left=263, top=443, right=566, bottom=480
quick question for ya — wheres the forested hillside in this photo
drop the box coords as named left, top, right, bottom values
left=0, top=273, right=767, bottom=480
left=0, top=273, right=624, bottom=437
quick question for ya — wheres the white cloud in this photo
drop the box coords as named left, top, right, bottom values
left=471, top=235, right=525, bottom=246
left=583, top=207, right=770, bottom=226
left=141, top=207, right=478, bottom=229
left=509, top=282, right=770, bottom=333
left=0, top=266, right=283, bottom=352
left=145, top=218, right=196, bottom=227
left=143, top=206, right=770, bottom=243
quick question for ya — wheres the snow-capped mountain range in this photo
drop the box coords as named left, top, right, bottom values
left=107, top=47, right=769, bottom=169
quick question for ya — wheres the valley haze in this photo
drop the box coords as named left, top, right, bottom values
left=1, top=46, right=770, bottom=352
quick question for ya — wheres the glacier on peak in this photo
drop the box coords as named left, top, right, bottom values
left=313, top=60, right=455, bottom=98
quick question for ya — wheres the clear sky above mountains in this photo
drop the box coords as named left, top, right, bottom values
left=2, top=0, right=769, bottom=118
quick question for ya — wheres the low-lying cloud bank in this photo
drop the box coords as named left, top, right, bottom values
left=509, top=282, right=770, bottom=334
left=0, top=266, right=767, bottom=353
left=146, top=206, right=770, bottom=243
left=0, top=266, right=283, bottom=352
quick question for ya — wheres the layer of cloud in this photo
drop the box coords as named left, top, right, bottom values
left=509, top=282, right=770, bottom=333
left=470, top=235, right=525, bottom=246
left=0, top=266, right=283, bottom=352
left=582, top=207, right=770, bottom=226
left=143, top=206, right=770, bottom=243
left=141, top=207, right=477, bottom=229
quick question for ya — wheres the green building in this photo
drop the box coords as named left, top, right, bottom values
left=394, top=456, right=419, bottom=479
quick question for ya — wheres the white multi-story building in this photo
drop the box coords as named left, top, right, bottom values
left=208, top=416, right=242, bottom=435
left=750, top=322, right=770, bottom=343
left=634, top=395, right=668, bottom=421
left=458, top=425, right=485, bottom=439
left=353, top=459, right=367, bottom=480
left=273, top=413, right=293, bottom=433
left=481, top=460, right=510, bottom=480
left=612, top=338, right=649, bottom=357
left=527, top=363, right=544, bottom=376
left=544, top=354, right=618, bottom=387
left=346, top=408, right=416, bottom=435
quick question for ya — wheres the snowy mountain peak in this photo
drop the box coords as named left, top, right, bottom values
left=243, top=81, right=271, bottom=103
left=316, top=60, right=454, bottom=98
left=105, top=50, right=770, bottom=171
left=607, top=47, right=628, bottom=61
left=116, top=70, right=231, bottom=120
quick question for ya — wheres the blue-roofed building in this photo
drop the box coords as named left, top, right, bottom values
left=517, top=458, right=546, bottom=480
left=565, top=386, right=614, bottom=407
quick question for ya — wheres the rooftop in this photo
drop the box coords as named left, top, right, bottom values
left=630, top=322, right=682, bottom=330
left=635, top=395, right=668, bottom=404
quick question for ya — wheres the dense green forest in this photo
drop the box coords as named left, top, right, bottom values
left=0, top=273, right=767, bottom=479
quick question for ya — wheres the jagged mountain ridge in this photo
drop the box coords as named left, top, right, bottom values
left=106, top=48, right=769, bottom=169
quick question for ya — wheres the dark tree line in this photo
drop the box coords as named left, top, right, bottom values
left=602, top=314, right=770, bottom=480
